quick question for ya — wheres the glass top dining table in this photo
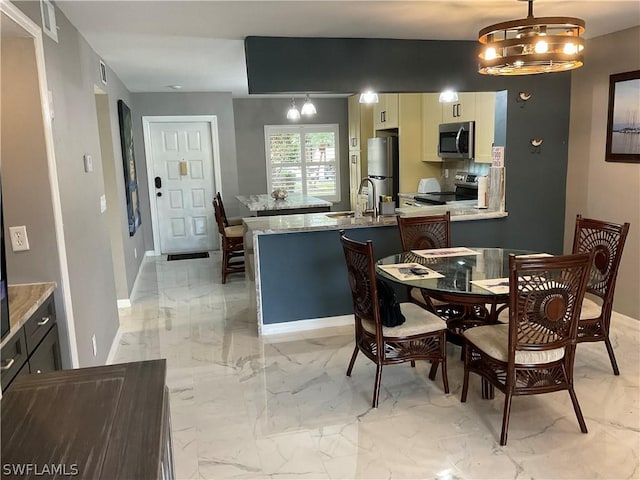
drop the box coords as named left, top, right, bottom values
left=376, top=247, right=536, bottom=338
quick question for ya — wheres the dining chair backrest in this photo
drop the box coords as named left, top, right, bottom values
left=508, top=252, right=593, bottom=355
left=339, top=231, right=381, bottom=329
left=212, top=199, right=226, bottom=235
left=571, top=215, right=630, bottom=306
left=215, top=192, right=230, bottom=228
left=396, top=212, right=451, bottom=251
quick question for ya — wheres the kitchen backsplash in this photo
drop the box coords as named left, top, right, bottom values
left=440, top=160, right=490, bottom=191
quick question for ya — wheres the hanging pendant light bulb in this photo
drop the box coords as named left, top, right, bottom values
left=300, top=95, right=317, bottom=116
left=286, top=98, right=300, bottom=121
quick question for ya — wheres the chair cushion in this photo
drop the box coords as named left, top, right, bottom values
left=410, top=288, right=446, bottom=307
left=580, top=296, right=602, bottom=320
left=496, top=306, right=510, bottom=324
left=224, top=225, right=244, bottom=238
left=463, top=324, right=565, bottom=364
left=361, top=302, right=446, bottom=338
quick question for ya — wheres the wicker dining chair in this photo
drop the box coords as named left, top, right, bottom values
left=339, top=230, right=449, bottom=408
left=461, top=252, right=593, bottom=445
left=215, top=192, right=243, bottom=226
left=571, top=215, right=630, bottom=375
left=213, top=198, right=244, bottom=283
left=396, top=212, right=451, bottom=310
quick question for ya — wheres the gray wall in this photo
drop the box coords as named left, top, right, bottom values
left=13, top=1, right=144, bottom=366
left=130, top=92, right=239, bottom=249
left=233, top=97, right=350, bottom=212
left=245, top=36, right=573, bottom=254
left=565, top=27, right=640, bottom=318
left=1, top=37, right=69, bottom=363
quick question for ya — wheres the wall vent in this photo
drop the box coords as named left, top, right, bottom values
left=40, top=0, right=58, bottom=43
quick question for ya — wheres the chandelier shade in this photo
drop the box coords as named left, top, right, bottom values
left=478, top=0, right=585, bottom=76
left=286, top=98, right=300, bottom=120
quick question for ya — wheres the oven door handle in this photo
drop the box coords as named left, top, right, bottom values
left=455, top=126, right=464, bottom=153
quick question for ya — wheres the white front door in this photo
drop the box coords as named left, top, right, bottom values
left=148, top=121, right=217, bottom=254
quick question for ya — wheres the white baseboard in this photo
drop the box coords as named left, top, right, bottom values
left=105, top=326, right=123, bottom=365
left=117, top=299, right=131, bottom=308
left=261, top=315, right=353, bottom=336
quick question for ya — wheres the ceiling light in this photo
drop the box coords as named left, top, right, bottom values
left=478, top=0, right=585, bottom=76
left=286, top=98, right=300, bottom=121
left=439, top=89, right=459, bottom=103
left=359, top=91, right=379, bottom=104
left=300, top=95, right=317, bottom=116
left=168, top=85, right=182, bottom=90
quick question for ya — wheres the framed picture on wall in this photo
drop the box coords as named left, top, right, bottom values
left=117, top=100, right=142, bottom=236
left=605, top=70, right=640, bottom=163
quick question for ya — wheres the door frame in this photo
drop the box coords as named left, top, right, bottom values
left=1, top=0, right=79, bottom=367
left=142, top=116, right=222, bottom=256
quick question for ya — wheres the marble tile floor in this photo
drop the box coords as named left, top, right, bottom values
left=114, top=253, right=640, bottom=480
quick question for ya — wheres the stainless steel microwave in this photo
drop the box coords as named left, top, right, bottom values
left=438, top=121, right=475, bottom=159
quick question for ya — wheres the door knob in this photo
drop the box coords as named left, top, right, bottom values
left=154, top=176, right=162, bottom=189
left=157, top=192, right=162, bottom=197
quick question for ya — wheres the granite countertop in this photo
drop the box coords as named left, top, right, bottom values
left=243, top=208, right=507, bottom=236
left=1, top=282, right=56, bottom=349
left=236, top=193, right=332, bottom=212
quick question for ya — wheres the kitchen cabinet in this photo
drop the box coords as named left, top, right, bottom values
left=0, top=284, right=61, bottom=392
left=1, top=359, right=174, bottom=479
left=347, top=95, right=374, bottom=152
left=347, top=95, right=374, bottom=210
left=374, top=93, right=399, bottom=130
left=473, top=92, right=496, bottom=163
left=349, top=151, right=362, bottom=210
left=421, top=93, right=442, bottom=162
left=441, top=92, right=476, bottom=123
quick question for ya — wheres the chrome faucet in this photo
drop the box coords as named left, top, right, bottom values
left=358, top=177, right=378, bottom=218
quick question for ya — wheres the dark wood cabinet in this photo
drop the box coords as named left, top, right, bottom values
left=0, top=328, right=27, bottom=390
left=28, top=323, right=61, bottom=374
left=0, top=290, right=62, bottom=391
left=1, top=360, right=174, bottom=479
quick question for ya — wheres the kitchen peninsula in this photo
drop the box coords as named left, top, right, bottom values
left=244, top=207, right=508, bottom=334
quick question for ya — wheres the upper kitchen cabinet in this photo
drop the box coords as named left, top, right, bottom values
left=473, top=92, right=496, bottom=163
left=347, top=95, right=374, bottom=152
left=441, top=92, right=476, bottom=123
left=421, top=93, right=441, bottom=162
left=373, top=94, right=398, bottom=130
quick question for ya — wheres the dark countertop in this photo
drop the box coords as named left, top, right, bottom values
left=0, top=283, right=56, bottom=350
left=1, top=359, right=168, bottom=479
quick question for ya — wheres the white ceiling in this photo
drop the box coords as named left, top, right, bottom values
left=55, top=0, right=640, bottom=96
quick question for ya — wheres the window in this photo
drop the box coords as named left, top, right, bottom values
left=265, top=124, right=340, bottom=202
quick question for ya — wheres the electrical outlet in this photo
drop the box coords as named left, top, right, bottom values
left=91, top=334, right=97, bottom=357
left=9, top=226, right=30, bottom=252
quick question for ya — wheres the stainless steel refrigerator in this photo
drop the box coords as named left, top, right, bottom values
left=367, top=137, right=399, bottom=206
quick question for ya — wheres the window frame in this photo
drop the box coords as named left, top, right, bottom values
left=264, top=124, right=341, bottom=203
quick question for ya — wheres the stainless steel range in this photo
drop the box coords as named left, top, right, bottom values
left=413, top=172, right=479, bottom=206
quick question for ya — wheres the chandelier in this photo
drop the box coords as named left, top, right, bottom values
left=478, top=0, right=585, bottom=75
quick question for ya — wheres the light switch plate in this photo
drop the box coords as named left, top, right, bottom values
left=100, top=194, right=107, bottom=213
left=84, top=154, right=93, bottom=173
